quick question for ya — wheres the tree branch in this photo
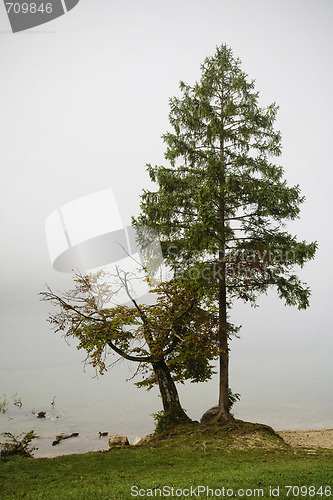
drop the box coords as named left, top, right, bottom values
left=106, top=337, right=152, bottom=363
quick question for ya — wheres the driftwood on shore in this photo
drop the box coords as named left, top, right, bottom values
left=50, top=431, right=155, bottom=449
left=52, top=432, right=79, bottom=446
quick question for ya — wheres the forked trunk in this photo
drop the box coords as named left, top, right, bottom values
left=152, top=359, right=191, bottom=422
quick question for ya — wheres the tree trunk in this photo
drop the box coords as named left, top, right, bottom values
left=217, top=74, right=232, bottom=421
left=217, top=269, right=231, bottom=420
left=152, top=359, right=191, bottom=423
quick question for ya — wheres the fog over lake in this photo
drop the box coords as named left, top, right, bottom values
left=0, top=0, right=332, bottom=456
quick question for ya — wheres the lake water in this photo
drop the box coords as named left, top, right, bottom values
left=1, top=298, right=332, bottom=458
left=1, top=360, right=332, bottom=458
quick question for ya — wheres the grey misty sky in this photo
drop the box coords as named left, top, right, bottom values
left=0, top=0, right=332, bottom=424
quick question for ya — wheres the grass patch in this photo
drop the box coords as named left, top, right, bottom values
left=0, top=420, right=332, bottom=499
left=150, top=418, right=288, bottom=451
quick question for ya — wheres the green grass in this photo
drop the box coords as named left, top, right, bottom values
left=0, top=420, right=332, bottom=499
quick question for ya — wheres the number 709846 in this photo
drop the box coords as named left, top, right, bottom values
left=5, top=3, right=53, bottom=14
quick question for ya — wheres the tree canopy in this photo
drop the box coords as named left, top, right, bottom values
left=40, top=271, right=218, bottom=423
left=135, top=44, right=317, bottom=420
left=41, top=44, right=317, bottom=427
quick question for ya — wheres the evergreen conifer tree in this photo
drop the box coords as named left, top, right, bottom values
left=135, top=44, right=317, bottom=421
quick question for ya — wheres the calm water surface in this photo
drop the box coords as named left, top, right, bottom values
left=1, top=306, right=332, bottom=457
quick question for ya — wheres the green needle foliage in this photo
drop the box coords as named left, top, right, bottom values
left=135, top=44, right=317, bottom=420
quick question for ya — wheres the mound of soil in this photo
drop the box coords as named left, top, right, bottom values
left=150, top=418, right=288, bottom=451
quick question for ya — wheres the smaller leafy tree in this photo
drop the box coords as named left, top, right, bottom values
left=40, top=271, right=219, bottom=426
left=0, top=431, right=39, bottom=458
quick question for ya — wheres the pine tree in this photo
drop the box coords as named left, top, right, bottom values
left=135, top=44, right=317, bottom=421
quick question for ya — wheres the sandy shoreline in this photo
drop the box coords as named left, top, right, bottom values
left=277, top=429, right=333, bottom=449
left=33, top=428, right=333, bottom=458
